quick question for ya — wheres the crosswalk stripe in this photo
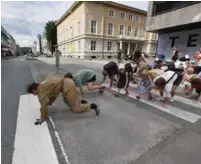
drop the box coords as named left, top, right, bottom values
left=129, top=83, right=199, bottom=109
left=12, top=94, right=59, bottom=164
left=104, top=84, right=201, bottom=123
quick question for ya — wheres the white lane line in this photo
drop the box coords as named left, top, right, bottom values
left=103, top=84, right=201, bottom=123
left=12, top=94, right=59, bottom=164
left=129, top=83, right=199, bottom=109
left=49, top=116, right=70, bottom=164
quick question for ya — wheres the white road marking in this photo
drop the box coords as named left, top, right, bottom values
left=104, top=84, right=201, bottom=123
left=12, top=94, right=59, bottom=164
left=49, top=116, right=70, bottom=164
left=129, top=83, right=199, bottom=108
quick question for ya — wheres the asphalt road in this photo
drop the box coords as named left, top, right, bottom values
left=2, top=57, right=201, bottom=164
left=1, top=58, right=35, bottom=164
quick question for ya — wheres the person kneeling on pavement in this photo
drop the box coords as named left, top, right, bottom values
left=27, top=77, right=100, bottom=125
left=64, top=69, right=105, bottom=100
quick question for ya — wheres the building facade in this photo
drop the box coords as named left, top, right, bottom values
left=1, top=26, right=17, bottom=57
left=142, top=32, right=158, bottom=56
left=146, top=2, right=201, bottom=59
left=56, top=1, right=147, bottom=59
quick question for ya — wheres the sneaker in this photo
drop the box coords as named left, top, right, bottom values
left=156, top=97, right=163, bottom=101
left=169, top=97, right=174, bottom=102
left=91, top=103, right=100, bottom=116
left=98, top=86, right=105, bottom=95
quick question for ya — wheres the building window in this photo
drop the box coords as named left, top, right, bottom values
left=119, top=25, right=124, bottom=35
left=152, top=1, right=199, bottom=16
left=66, top=29, right=68, bottom=39
left=153, top=33, right=158, bottom=40
left=108, top=23, right=113, bottom=35
left=129, top=14, right=133, bottom=20
left=70, top=27, right=73, bottom=38
left=135, top=14, right=141, bottom=23
left=127, top=26, right=131, bottom=36
left=109, top=10, right=114, bottom=17
left=134, top=28, right=139, bottom=36
left=78, top=22, right=81, bottom=35
left=91, top=40, right=96, bottom=50
left=107, top=42, right=112, bottom=51
left=152, top=47, right=156, bottom=53
left=120, top=12, right=125, bottom=20
left=91, top=20, right=96, bottom=34
left=78, top=41, right=81, bottom=51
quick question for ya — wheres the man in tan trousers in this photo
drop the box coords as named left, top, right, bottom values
left=27, top=76, right=100, bottom=125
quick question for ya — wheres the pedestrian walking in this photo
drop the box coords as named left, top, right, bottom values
left=171, top=46, right=179, bottom=62
left=117, top=49, right=122, bottom=66
left=27, top=77, right=100, bottom=125
left=64, top=69, right=105, bottom=99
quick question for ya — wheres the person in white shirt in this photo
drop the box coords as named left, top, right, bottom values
left=153, top=70, right=183, bottom=107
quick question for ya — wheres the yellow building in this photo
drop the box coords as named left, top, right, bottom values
left=142, top=32, right=158, bottom=56
left=56, top=1, right=149, bottom=59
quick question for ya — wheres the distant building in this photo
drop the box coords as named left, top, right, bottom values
left=56, top=1, right=148, bottom=59
left=16, top=44, right=22, bottom=56
left=146, top=2, right=201, bottom=59
left=142, top=32, right=158, bottom=56
left=1, top=26, right=17, bottom=57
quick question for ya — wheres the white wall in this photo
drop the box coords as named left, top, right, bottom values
left=157, top=28, right=201, bottom=59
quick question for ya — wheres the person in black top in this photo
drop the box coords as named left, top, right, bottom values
left=117, top=49, right=122, bottom=65
left=100, top=61, right=119, bottom=88
left=114, top=63, right=133, bottom=97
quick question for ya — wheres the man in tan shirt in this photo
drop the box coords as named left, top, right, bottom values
left=27, top=77, right=100, bottom=125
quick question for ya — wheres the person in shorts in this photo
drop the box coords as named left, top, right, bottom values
left=100, top=61, right=119, bottom=88
left=64, top=69, right=105, bottom=100
left=153, top=70, right=183, bottom=107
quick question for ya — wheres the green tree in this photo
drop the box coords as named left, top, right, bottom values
left=44, top=21, right=57, bottom=54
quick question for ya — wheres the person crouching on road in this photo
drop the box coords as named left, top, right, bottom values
left=27, top=77, right=100, bottom=125
left=99, top=61, right=119, bottom=88
left=189, top=77, right=201, bottom=102
left=136, top=67, right=153, bottom=100
left=64, top=69, right=105, bottom=100
left=153, top=70, right=183, bottom=107
left=114, top=63, right=133, bottom=97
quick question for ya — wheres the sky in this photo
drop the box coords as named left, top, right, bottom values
left=1, top=1, right=149, bottom=47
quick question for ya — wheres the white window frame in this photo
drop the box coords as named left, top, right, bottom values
left=91, top=20, right=97, bottom=34
left=128, top=14, right=133, bottom=21
left=70, top=27, right=73, bottom=38
left=91, top=40, right=96, bottom=51
left=78, top=40, right=81, bottom=51
left=127, top=26, right=131, bottom=36
left=135, top=14, right=141, bottom=23
left=119, top=25, right=124, bottom=35
left=108, top=23, right=113, bottom=35
left=78, top=22, right=81, bottom=35
left=66, top=29, right=68, bottom=39
left=107, top=41, right=112, bottom=51
left=120, top=12, right=125, bottom=20
left=134, top=28, right=139, bottom=37
left=108, top=9, right=114, bottom=17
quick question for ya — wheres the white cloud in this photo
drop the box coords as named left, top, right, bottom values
left=1, top=1, right=148, bottom=47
